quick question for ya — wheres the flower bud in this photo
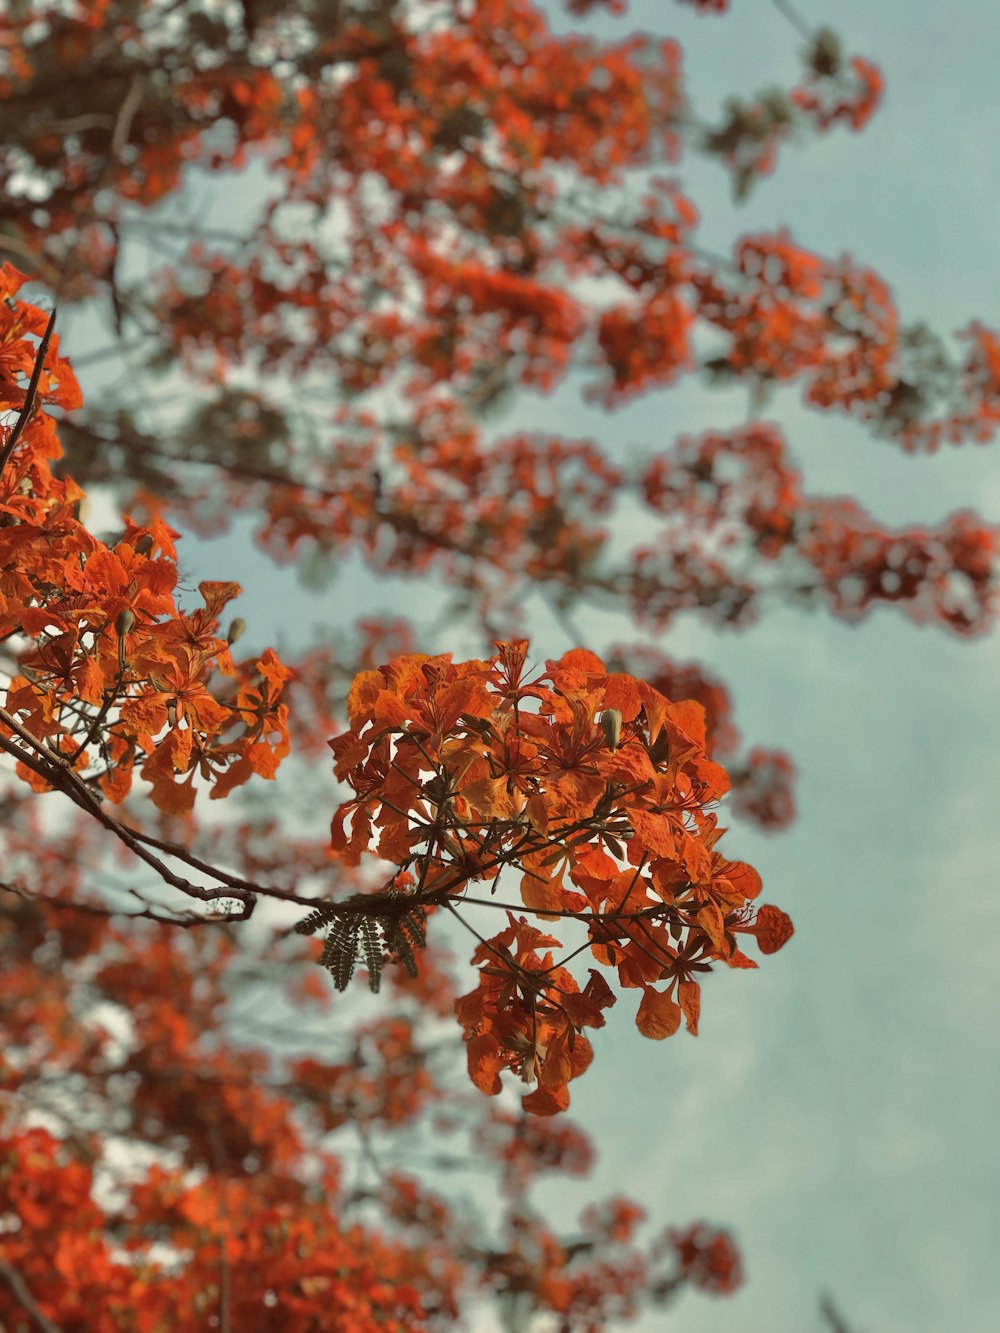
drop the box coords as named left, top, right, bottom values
left=600, top=708, right=622, bottom=751
left=227, top=617, right=246, bottom=646
left=116, top=608, right=135, bottom=637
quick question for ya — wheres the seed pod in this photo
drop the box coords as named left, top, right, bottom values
left=116, top=608, right=135, bottom=637
left=226, top=617, right=246, bottom=646
left=809, top=27, right=842, bottom=77
left=600, top=708, right=622, bottom=751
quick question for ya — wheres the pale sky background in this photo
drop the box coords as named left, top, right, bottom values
left=56, top=2, right=1000, bottom=1330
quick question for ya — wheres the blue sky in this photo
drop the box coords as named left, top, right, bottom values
left=58, top=2, right=1000, bottom=1328
left=546, top=4, right=1000, bottom=1330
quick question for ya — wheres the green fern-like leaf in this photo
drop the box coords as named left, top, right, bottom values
left=383, top=906, right=427, bottom=978
left=321, top=917, right=361, bottom=992
left=296, top=902, right=349, bottom=936
left=360, top=916, right=384, bottom=993
left=297, top=897, right=428, bottom=995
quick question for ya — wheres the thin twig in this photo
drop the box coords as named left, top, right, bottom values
left=0, top=879, right=227, bottom=928
left=0, top=308, right=57, bottom=477
left=458, top=893, right=671, bottom=923
left=772, top=0, right=814, bottom=41
left=443, top=897, right=528, bottom=979
left=37, top=113, right=116, bottom=135
left=819, top=1294, right=856, bottom=1333
left=0, top=1259, right=64, bottom=1333
left=0, top=707, right=254, bottom=914
left=0, top=231, right=47, bottom=266
left=110, top=73, right=145, bottom=160
left=66, top=665, right=126, bottom=763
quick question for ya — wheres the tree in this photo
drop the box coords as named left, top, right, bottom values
left=0, top=0, right=994, bottom=1328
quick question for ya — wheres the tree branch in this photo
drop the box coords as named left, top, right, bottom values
left=0, top=1259, right=64, bottom=1333
left=0, top=308, right=57, bottom=477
